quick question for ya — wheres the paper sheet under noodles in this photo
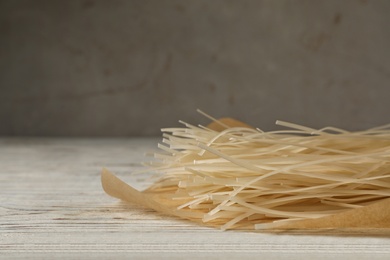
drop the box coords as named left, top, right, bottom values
left=101, top=169, right=390, bottom=234
left=101, top=118, right=390, bottom=234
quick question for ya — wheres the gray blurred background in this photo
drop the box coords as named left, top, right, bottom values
left=0, top=0, right=389, bottom=136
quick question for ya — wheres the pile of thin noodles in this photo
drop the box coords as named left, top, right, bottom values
left=145, top=116, right=390, bottom=230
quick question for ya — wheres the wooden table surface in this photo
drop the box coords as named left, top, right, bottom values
left=1, top=138, right=390, bottom=259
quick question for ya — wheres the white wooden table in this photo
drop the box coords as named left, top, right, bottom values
left=1, top=138, right=390, bottom=259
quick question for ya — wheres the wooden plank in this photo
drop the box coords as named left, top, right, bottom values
left=1, top=138, right=390, bottom=259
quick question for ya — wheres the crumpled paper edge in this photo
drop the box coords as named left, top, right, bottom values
left=102, top=168, right=390, bottom=235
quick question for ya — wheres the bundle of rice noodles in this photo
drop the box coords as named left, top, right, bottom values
left=102, top=112, right=390, bottom=233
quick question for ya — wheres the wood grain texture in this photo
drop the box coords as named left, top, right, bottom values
left=1, top=138, right=390, bottom=259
